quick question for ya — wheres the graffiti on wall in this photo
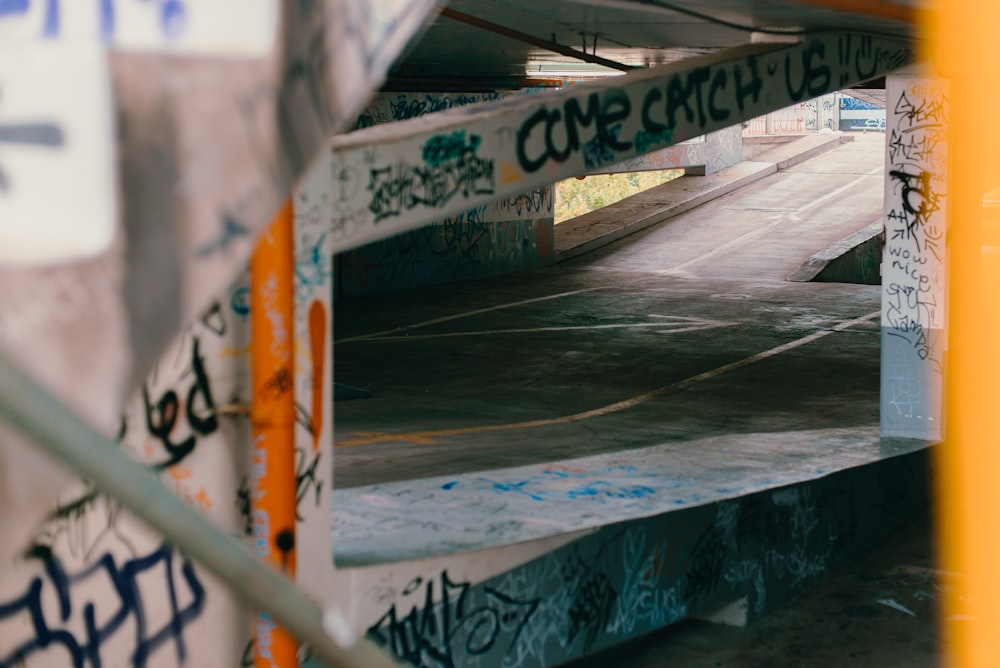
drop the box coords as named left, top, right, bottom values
left=0, top=0, right=275, bottom=53
left=338, top=216, right=553, bottom=297
left=366, top=570, right=540, bottom=667
left=0, top=289, right=254, bottom=667
left=332, top=33, right=911, bottom=251
left=882, top=77, right=947, bottom=433
left=339, top=90, right=557, bottom=296
left=359, top=455, right=927, bottom=668
left=839, top=94, right=886, bottom=131
left=0, top=543, right=206, bottom=668
left=355, top=92, right=504, bottom=128
left=289, top=156, right=337, bottom=616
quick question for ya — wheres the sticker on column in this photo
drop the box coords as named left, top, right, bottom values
left=0, top=43, right=115, bottom=265
left=0, top=0, right=277, bottom=56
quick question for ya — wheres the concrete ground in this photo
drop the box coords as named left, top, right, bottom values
left=333, top=132, right=942, bottom=664
left=333, top=133, right=887, bottom=488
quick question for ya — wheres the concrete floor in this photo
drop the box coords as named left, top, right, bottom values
left=333, top=133, right=887, bottom=489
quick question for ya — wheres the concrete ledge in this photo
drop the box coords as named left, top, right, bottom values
left=753, top=132, right=854, bottom=170
left=554, top=133, right=853, bottom=263
left=333, top=427, right=927, bottom=567
left=789, top=219, right=884, bottom=284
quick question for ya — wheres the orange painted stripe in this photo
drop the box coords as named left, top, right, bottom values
left=250, top=198, right=298, bottom=668
left=308, top=300, right=326, bottom=452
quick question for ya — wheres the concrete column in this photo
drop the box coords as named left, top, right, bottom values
left=881, top=68, right=948, bottom=439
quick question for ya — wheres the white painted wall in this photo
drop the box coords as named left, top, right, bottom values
left=881, top=69, right=948, bottom=439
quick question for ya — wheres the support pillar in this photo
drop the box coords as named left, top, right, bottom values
left=880, top=68, right=948, bottom=439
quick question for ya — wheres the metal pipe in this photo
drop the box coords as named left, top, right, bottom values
left=250, top=198, right=299, bottom=667
left=0, top=352, right=397, bottom=668
left=438, top=7, right=635, bottom=73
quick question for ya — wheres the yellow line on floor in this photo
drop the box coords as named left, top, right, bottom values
left=335, top=311, right=880, bottom=448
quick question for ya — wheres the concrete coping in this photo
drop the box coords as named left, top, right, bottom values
left=332, top=428, right=929, bottom=567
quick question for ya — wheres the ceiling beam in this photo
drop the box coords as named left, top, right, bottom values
left=325, top=32, right=913, bottom=252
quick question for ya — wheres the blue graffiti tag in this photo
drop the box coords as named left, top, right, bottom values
left=0, top=544, right=206, bottom=668
left=0, top=118, right=64, bottom=193
left=23, top=0, right=186, bottom=41
left=0, top=0, right=28, bottom=17
left=294, top=231, right=331, bottom=303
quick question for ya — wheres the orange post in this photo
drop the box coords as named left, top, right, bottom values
left=927, top=2, right=1000, bottom=665
left=250, top=198, right=298, bottom=667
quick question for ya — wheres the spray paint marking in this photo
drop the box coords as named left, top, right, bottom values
left=335, top=311, right=879, bottom=448
left=308, top=299, right=326, bottom=451
left=336, top=287, right=604, bottom=343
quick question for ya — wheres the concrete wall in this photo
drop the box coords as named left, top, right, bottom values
left=350, top=450, right=929, bottom=667
left=581, top=125, right=743, bottom=176
left=880, top=71, right=947, bottom=440
left=743, top=93, right=884, bottom=135
left=338, top=210, right=554, bottom=298
left=339, top=92, right=556, bottom=297
left=0, top=171, right=338, bottom=667
left=0, top=2, right=437, bottom=664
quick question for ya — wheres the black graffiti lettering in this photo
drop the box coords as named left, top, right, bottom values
left=664, top=67, right=713, bottom=128
left=368, top=152, right=496, bottom=222
left=0, top=544, right=206, bottom=668
left=601, top=90, right=633, bottom=151
left=855, top=36, right=879, bottom=80
left=260, top=366, right=293, bottom=401
left=516, top=90, right=632, bottom=173
left=561, top=94, right=600, bottom=160
left=496, top=188, right=552, bottom=217
left=545, top=107, right=572, bottom=163
left=236, top=475, right=253, bottom=536
left=366, top=570, right=539, bottom=667
left=708, top=68, right=731, bottom=122
left=733, top=56, right=763, bottom=112
left=566, top=572, right=617, bottom=652
left=200, top=301, right=226, bottom=336
left=686, top=527, right=726, bottom=598
left=390, top=96, right=428, bottom=121
left=516, top=108, right=549, bottom=173
left=893, top=91, right=947, bottom=129
left=665, top=72, right=695, bottom=129
left=295, top=448, right=322, bottom=520
left=641, top=87, right=665, bottom=134
left=785, top=41, right=830, bottom=102
left=889, top=169, right=942, bottom=236
left=142, top=338, right=219, bottom=470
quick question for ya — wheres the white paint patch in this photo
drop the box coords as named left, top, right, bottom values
left=0, top=43, right=114, bottom=265
left=0, top=0, right=276, bottom=55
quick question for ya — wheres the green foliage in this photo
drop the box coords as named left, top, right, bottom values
left=554, top=169, right=683, bottom=223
